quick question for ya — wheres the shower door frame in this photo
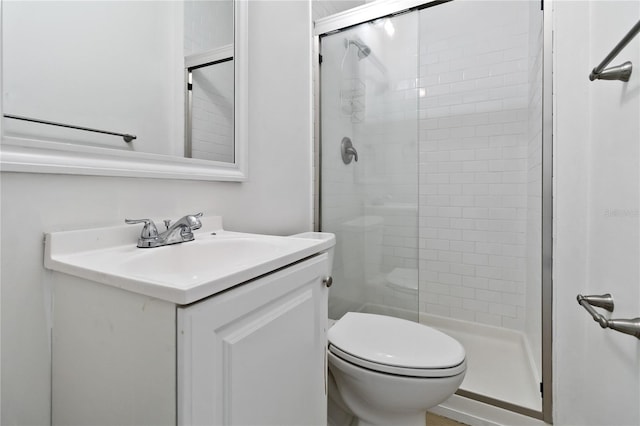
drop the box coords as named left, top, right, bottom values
left=313, top=0, right=554, bottom=423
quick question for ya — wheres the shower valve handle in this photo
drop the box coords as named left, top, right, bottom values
left=341, top=137, right=359, bottom=164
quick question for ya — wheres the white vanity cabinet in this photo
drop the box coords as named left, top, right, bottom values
left=178, top=253, right=329, bottom=425
left=51, top=252, right=330, bottom=426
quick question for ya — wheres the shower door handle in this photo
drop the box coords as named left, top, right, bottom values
left=341, top=137, right=358, bottom=164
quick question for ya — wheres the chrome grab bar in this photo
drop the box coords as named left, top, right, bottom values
left=589, top=19, right=640, bottom=82
left=577, top=293, right=640, bottom=339
left=3, top=114, right=137, bottom=143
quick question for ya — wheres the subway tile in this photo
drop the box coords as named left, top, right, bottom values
left=450, top=240, right=476, bottom=252
left=462, top=161, right=489, bottom=173
left=426, top=281, right=452, bottom=295
left=463, top=252, right=489, bottom=266
left=475, top=242, right=503, bottom=255
left=439, top=272, right=463, bottom=286
left=438, top=228, right=462, bottom=240
left=475, top=312, right=502, bottom=327
left=450, top=150, right=475, bottom=161
left=463, top=298, right=489, bottom=312
left=439, top=70, right=464, bottom=84
left=450, top=195, right=475, bottom=207
left=450, top=173, right=476, bottom=184
left=437, top=206, right=462, bottom=218
left=462, top=113, right=489, bottom=127
left=488, top=279, right=519, bottom=294
left=450, top=263, right=476, bottom=277
left=450, top=218, right=476, bottom=230
left=463, top=276, right=489, bottom=289
left=463, top=207, right=489, bottom=219
left=438, top=250, right=463, bottom=263
left=476, top=265, right=503, bottom=279
left=424, top=239, right=451, bottom=251
left=476, top=289, right=502, bottom=303
left=451, top=286, right=476, bottom=299
left=449, top=308, right=476, bottom=322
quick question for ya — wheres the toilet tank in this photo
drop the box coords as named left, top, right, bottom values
left=341, top=216, right=384, bottom=285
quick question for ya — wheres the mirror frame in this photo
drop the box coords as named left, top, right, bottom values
left=0, top=0, right=248, bottom=182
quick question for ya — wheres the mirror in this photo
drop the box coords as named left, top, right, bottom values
left=1, top=0, right=248, bottom=181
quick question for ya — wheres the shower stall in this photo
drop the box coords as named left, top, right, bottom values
left=315, top=0, right=551, bottom=421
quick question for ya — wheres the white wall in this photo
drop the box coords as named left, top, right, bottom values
left=0, top=1, right=313, bottom=424
left=554, top=1, right=640, bottom=425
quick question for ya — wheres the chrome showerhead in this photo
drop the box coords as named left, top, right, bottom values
left=345, top=38, right=371, bottom=60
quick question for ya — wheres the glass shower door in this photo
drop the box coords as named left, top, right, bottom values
left=319, top=12, right=420, bottom=322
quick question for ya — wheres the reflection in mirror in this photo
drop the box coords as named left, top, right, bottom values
left=3, top=1, right=181, bottom=155
left=184, top=0, right=233, bottom=55
left=2, top=0, right=246, bottom=180
left=187, top=58, right=234, bottom=162
left=183, top=0, right=235, bottom=163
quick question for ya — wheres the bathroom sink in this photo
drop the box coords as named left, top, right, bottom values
left=44, top=216, right=335, bottom=304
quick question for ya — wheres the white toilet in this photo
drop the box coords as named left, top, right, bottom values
left=327, top=312, right=466, bottom=426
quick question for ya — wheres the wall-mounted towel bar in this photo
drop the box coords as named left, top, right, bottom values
left=3, top=114, right=137, bottom=143
left=589, top=20, right=640, bottom=82
left=577, top=293, right=640, bottom=339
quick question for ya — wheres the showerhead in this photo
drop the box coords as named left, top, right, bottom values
left=345, top=38, right=371, bottom=60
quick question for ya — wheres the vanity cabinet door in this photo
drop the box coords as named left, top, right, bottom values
left=177, top=253, right=329, bottom=426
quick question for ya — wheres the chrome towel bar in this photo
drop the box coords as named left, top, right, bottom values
left=3, top=114, right=137, bottom=143
left=577, top=293, right=640, bottom=339
left=589, top=19, right=640, bottom=82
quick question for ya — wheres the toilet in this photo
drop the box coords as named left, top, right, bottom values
left=327, top=312, right=466, bottom=426
left=290, top=231, right=466, bottom=426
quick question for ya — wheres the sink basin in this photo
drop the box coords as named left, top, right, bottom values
left=45, top=217, right=335, bottom=304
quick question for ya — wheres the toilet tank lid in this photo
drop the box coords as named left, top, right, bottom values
left=328, top=312, right=465, bottom=369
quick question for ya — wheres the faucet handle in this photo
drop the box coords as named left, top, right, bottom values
left=187, top=213, right=203, bottom=230
left=124, top=218, right=159, bottom=239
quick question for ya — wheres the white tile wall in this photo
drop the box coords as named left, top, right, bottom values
left=417, top=1, right=536, bottom=331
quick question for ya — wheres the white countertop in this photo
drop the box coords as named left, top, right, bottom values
left=44, top=216, right=335, bottom=305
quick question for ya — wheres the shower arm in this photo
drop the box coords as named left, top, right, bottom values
left=577, top=293, right=640, bottom=339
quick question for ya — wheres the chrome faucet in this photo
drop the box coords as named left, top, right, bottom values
left=125, top=213, right=203, bottom=248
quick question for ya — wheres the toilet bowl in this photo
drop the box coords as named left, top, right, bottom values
left=327, top=312, right=466, bottom=426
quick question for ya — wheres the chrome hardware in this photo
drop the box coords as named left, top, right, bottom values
left=341, top=137, right=358, bottom=164
left=591, top=61, right=632, bottom=82
left=124, top=218, right=159, bottom=242
left=589, top=20, right=639, bottom=82
left=323, top=276, right=333, bottom=288
left=125, top=213, right=203, bottom=248
left=577, top=293, right=614, bottom=312
left=607, top=318, right=640, bottom=339
left=577, top=293, right=640, bottom=339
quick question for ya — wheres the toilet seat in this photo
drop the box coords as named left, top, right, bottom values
left=328, top=312, right=466, bottom=378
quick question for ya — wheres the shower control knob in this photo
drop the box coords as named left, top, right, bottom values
left=323, top=276, right=333, bottom=288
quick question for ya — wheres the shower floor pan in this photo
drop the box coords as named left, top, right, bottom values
left=421, top=313, right=542, bottom=413
left=359, top=304, right=541, bottom=414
